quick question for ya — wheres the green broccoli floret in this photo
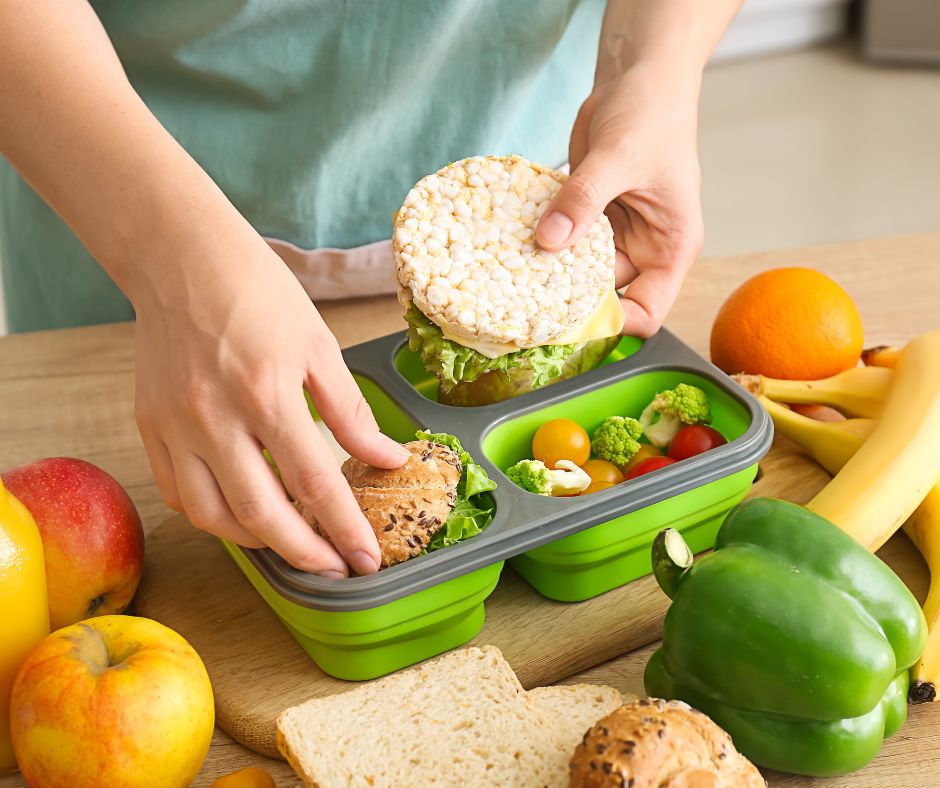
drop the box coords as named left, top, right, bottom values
left=590, top=416, right=644, bottom=467
left=506, top=459, right=591, bottom=496
left=639, top=383, right=711, bottom=448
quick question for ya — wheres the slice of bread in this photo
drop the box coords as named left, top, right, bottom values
left=529, top=683, right=626, bottom=755
left=277, top=646, right=567, bottom=788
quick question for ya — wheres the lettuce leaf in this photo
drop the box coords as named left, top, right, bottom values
left=404, top=305, right=582, bottom=391
left=415, top=430, right=496, bottom=552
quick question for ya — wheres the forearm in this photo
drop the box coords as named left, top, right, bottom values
left=0, top=0, right=263, bottom=306
left=596, top=0, right=744, bottom=85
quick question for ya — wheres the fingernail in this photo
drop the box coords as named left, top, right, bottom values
left=346, top=550, right=379, bottom=575
left=318, top=569, right=345, bottom=580
left=538, top=211, right=573, bottom=248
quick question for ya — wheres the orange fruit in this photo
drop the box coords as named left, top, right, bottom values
left=710, top=267, right=864, bottom=379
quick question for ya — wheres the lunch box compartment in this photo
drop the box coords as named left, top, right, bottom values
left=393, top=335, right=646, bottom=403
left=508, top=467, right=756, bottom=601
left=482, top=369, right=755, bottom=601
left=223, top=329, right=772, bottom=680
left=223, top=540, right=503, bottom=681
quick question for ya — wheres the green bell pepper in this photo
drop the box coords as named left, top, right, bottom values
left=644, top=497, right=927, bottom=777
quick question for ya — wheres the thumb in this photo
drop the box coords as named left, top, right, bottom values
left=536, top=149, right=623, bottom=251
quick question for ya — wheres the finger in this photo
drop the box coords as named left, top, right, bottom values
left=139, top=429, right=182, bottom=512
left=618, top=265, right=688, bottom=338
left=170, top=450, right=266, bottom=549
left=605, top=201, right=639, bottom=289
left=615, top=248, right=639, bottom=290
left=261, top=398, right=382, bottom=576
left=536, top=147, right=625, bottom=252
left=205, top=436, right=352, bottom=577
left=305, top=350, right=410, bottom=469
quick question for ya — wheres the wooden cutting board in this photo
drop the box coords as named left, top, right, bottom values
left=133, top=435, right=873, bottom=761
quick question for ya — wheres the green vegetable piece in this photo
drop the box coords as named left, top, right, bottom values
left=404, top=305, right=581, bottom=390
left=405, top=305, right=620, bottom=405
left=645, top=497, right=927, bottom=777
left=505, top=459, right=590, bottom=496
left=590, top=416, right=643, bottom=466
left=639, top=383, right=711, bottom=448
left=414, top=430, right=496, bottom=552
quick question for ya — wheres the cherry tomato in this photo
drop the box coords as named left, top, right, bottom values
left=667, top=425, right=727, bottom=461
left=581, top=459, right=624, bottom=485
left=620, top=443, right=662, bottom=474
left=581, top=479, right=616, bottom=495
left=532, top=419, right=590, bottom=469
left=625, top=456, right=677, bottom=480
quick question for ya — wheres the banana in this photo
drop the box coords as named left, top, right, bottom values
left=905, top=490, right=940, bottom=702
left=863, top=345, right=904, bottom=368
left=806, top=330, right=940, bottom=552
left=756, top=395, right=874, bottom=474
left=733, top=366, right=892, bottom=418
left=754, top=367, right=940, bottom=703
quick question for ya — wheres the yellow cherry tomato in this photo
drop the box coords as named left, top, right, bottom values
left=581, top=459, right=624, bottom=485
left=532, top=419, right=590, bottom=469
left=581, top=480, right=616, bottom=496
left=620, top=443, right=663, bottom=474
left=211, top=767, right=276, bottom=788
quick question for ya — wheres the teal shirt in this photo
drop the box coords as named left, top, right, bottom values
left=0, top=0, right=605, bottom=332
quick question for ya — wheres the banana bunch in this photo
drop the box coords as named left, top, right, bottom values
left=734, top=330, right=940, bottom=704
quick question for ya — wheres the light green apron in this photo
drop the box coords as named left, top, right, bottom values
left=0, top=0, right=605, bottom=332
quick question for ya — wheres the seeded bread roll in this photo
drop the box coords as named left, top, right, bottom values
left=295, top=440, right=460, bottom=567
left=568, top=699, right=765, bottom=788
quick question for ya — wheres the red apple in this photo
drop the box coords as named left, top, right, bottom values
left=2, top=457, right=145, bottom=630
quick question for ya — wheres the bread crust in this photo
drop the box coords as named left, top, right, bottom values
left=295, top=440, right=460, bottom=567
left=568, top=698, right=765, bottom=788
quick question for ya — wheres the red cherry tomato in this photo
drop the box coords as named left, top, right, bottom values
left=624, top=456, right=677, bottom=480
left=667, top=425, right=727, bottom=461
left=620, top=443, right=662, bottom=475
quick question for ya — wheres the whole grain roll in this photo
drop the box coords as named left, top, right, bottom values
left=295, top=439, right=460, bottom=567
left=569, top=698, right=765, bottom=788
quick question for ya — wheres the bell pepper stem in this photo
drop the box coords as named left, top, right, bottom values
left=652, top=528, right=693, bottom=599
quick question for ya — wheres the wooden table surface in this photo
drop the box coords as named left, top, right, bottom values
left=1, top=233, right=939, bottom=787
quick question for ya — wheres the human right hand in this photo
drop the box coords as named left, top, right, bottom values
left=133, top=233, right=410, bottom=578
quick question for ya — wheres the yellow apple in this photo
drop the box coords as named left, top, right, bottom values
left=11, top=615, right=214, bottom=788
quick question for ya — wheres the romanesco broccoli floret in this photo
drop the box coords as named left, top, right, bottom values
left=639, top=383, right=711, bottom=448
left=505, top=459, right=591, bottom=496
left=590, top=416, right=644, bottom=467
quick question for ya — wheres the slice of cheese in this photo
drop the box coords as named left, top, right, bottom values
left=438, top=289, right=624, bottom=359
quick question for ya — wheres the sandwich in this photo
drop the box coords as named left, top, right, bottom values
left=295, top=431, right=495, bottom=568
left=393, top=154, right=625, bottom=406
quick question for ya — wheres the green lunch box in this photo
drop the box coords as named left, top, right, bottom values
left=223, top=328, right=772, bottom=680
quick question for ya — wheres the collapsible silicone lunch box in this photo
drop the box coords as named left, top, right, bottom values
left=222, top=328, right=773, bottom=681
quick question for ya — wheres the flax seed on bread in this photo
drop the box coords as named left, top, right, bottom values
left=295, top=439, right=460, bottom=567
left=568, top=698, right=765, bottom=788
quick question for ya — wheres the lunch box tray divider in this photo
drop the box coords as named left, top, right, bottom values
left=225, top=327, right=772, bottom=679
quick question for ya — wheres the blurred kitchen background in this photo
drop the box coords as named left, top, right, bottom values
left=1, top=0, right=938, bottom=334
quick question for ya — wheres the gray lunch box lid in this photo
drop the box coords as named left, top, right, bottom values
left=235, top=327, right=773, bottom=611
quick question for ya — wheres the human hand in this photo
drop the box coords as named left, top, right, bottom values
left=536, top=62, right=705, bottom=337
left=132, top=233, right=411, bottom=578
